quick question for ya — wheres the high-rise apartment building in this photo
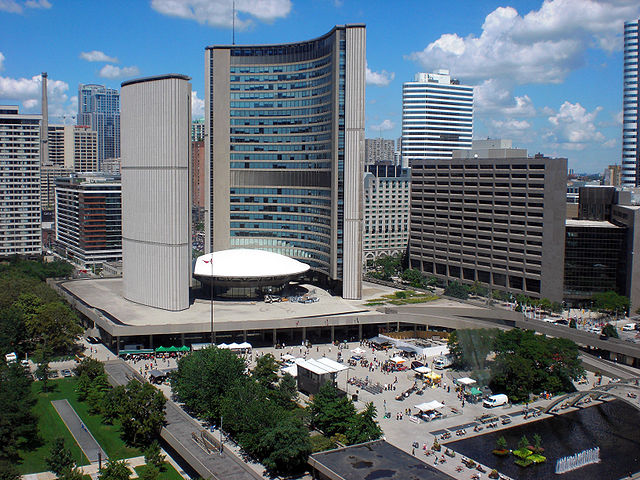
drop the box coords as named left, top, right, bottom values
left=54, top=173, right=122, bottom=266
left=603, top=164, right=621, bottom=187
left=622, top=19, right=639, bottom=186
left=46, top=125, right=98, bottom=172
left=77, top=84, right=120, bottom=166
left=121, top=74, right=192, bottom=311
left=363, top=164, right=410, bottom=263
left=365, top=138, right=395, bottom=165
left=402, top=70, right=473, bottom=166
left=0, top=106, right=42, bottom=257
left=41, top=164, right=73, bottom=210
left=205, top=24, right=366, bottom=299
left=409, top=144, right=566, bottom=302
left=191, top=119, right=205, bottom=141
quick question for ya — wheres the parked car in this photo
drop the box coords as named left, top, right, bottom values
left=622, top=323, right=637, bottom=332
left=61, top=369, right=72, bottom=377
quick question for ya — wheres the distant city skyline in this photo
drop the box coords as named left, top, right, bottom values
left=0, top=1, right=639, bottom=173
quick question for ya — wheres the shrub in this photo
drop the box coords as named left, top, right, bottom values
left=528, top=454, right=546, bottom=464
left=514, top=457, right=533, bottom=467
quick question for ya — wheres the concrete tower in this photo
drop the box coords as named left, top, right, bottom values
left=622, top=19, right=639, bottom=186
left=121, top=75, right=192, bottom=311
left=41, top=72, right=48, bottom=165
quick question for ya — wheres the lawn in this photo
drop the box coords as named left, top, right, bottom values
left=17, top=377, right=141, bottom=474
left=135, top=463, right=185, bottom=480
left=365, top=290, right=439, bottom=306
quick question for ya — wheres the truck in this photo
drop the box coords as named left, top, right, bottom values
left=433, top=354, right=454, bottom=370
left=622, top=323, right=637, bottom=332
left=483, top=394, right=509, bottom=408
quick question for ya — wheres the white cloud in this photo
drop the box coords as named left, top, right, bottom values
left=370, top=119, right=394, bottom=132
left=0, top=72, right=75, bottom=120
left=475, top=79, right=536, bottom=117
left=150, top=0, right=291, bottom=29
left=0, top=52, right=4, bottom=70
left=80, top=50, right=119, bottom=63
left=408, top=0, right=640, bottom=85
left=98, top=64, right=140, bottom=79
left=615, top=110, right=623, bottom=125
left=192, top=90, right=204, bottom=118
left=0, top=0, right=50, bottom=13
left=366, top=63, right=395, bottom=87
left=546, top=101, right=604, bottom=150
left=603, top=139, right=616, bottom=148
left=489, top=118, right=531, bottom=141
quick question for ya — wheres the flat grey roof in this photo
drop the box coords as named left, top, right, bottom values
left=565, top=219, right=621, bottom=228
left=309, top=440, right=455, bottom=480
left=121, top=74, right=191, bottom=87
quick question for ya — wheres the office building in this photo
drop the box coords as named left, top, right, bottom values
left=77, top=84, right=120, bottom=166
left=622, top=19, right=639, bottom=186
left=603, top=164, right=622, bottom=187
left=54, top=173, right=122, bottom=266
left=401, top=70, right=473, bottom=166
left=46, top=124, right=98, bottom=172
left=41, top=164, right=73, bottom=210
left=409, top=145, right=567, bottom=302
left=121, top=74, right=192, bottom=311
left=192, top=140, right=205, bottom=209
left=100, top=157, right=121, bottom=175
left=0, top=106, right=42, bottom=257
left=363, top=164, right=410, bottom=263
left=205, top=24, right=366, bottom=299
left=191, top=119, right=205, bottom=141
left=564, top=186, right=640, bottom=312
left=365, top=138, right=395, bottom=165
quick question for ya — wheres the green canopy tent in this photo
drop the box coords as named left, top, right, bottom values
left=166, top=346, right=179, bottom=353
left=178, top=345, right=190, bottom=352
left=470, top=387, right=482, bottom=396
left=155, top=346, right=168, bottom=353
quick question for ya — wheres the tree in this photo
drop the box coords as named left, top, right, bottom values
left=58, top=467, right=85, bottom=480
left=401, top=268, right=424, bottom=288
left=0, top=363, right=37, bottom=462
left=496, top=436, right=508, bottom=451
left=601, top=323, right=619, bottom=338
left=170, top=346, right=246, bottom=422
left=470, top=281, right=489, bottom=298
left=447, top=328, right=499, bottom=370
left=345, top=402, right=382, bottom=445
left=143, top=441, right=165, bottom=471
left=26, top=301, right=82, bottom=355
left=119, top=380, right=166, bottom=447
left=532, top=434, right=543, bottom=453
left=0, top=461, right=20, bottom=480
left=74, top=357, right=105, bottom=380
left=99, top=459, right=131, bottom=480
left=591, top=291, right=629, bottom=316
left=252, top=354, right=279, bottom=389
left=87, top=373, right=111, bottom=414
left=36, top=358, right=51, bottom=393
left=273, top=372, right=298, bottom=410
left=444, top=281, right=470, bottom=300
left=45, top=437, right=75, bottom=475
left=370, top=254, right=402, bottom=280
left=101, top=385, right=125, bottom=424
left=138, top=464, right=159, bottom=480
left=569, top=318, right=577, bottom=329
left=309, top=382, right=356, bottom=437
left=518, top=435, right=529, bottom=450
left=0, top=305, right=29, bottom=358
left=258, top=414, right=311, bottom=476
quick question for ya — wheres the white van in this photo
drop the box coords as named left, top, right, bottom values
left=483, top=394, right=509, bottom=408
left=4, top=352, right=17, bottom=364
left=623, top=323, right=637, bottom=332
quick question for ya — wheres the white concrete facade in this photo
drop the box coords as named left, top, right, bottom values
left=121, top=75, right=192, bottom=311
left=622, top=19, right=639, bottom=186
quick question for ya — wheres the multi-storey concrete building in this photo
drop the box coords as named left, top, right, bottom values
left=54, top=173, right=122, bottom=266
left=100, top=157, right=121, bottom=175
left=0, top=106, right=41, bottom=257
left=622, top=19, right=639, bottom=186
left=401, top=70, right=473, bottom=166
left=121, top=74, right=192, bottom=311
left=603, top=164, right=622, bottom=187
left=365, top=138, right=395, bottom=165
left=77, top=84, right=120, bottom=167
left=47, top=124, right=98, bottom=171
left=41, top=164, right=73, bottom=210
left=205, top=24, right=366, bottom=299
left=191, top=119, right=205, bottom=141
left=363, top=164, right=410, bottom=264
left=192, top=140, right=205, bottom=209
left=409, top=145, right=567, bottom=302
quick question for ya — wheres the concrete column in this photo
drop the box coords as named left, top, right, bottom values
left=180, top=333, right=185, bottom=346
left=302, top=327, right=307, bottom=342
left=358, top=323, right=362, bottom=340
left=331, top=325, right=335, bottom=343
left=116, top=336, right=120, bottom=355
left=396, top=321, right=400, bottom=332
left=149, top=335, right=153, bottom=349
left=273, top=328, right=277, bottom=346
left=243, top=330, right=247, bottom=342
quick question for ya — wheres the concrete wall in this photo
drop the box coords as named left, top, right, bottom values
left=121, top=76, right=192, bottom=311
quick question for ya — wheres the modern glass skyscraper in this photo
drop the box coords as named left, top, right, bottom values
left=622, top=19, right=639, bottom=186
left=401, top=70, right=473, bottom=165
left=77, top=84, right=120, bottom=167
left=205, top=24, right=365, bottom=299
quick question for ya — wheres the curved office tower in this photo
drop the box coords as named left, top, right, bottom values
left=121, top=75, right=192, bottom=311
left=622, top=19, right=639, bottom=186
left=205, top=24, right=366, bottom=299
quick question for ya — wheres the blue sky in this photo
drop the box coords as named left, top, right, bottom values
left=0, top=0, right=638, bottom=173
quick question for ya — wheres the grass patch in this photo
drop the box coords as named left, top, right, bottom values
left=513, top=448, right=532, bottom=459
left=17, top=377, right=140, bottom=474
left=309, top=434, right=335, bottom=453
left=135, top=463, right=185, bottom=480
left=514, top=457, right=533, bottom=467
left=370, top=291, right=440, bottom=306
left=528, top=454, right=546, bottom=464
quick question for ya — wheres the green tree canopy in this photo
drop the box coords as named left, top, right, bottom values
left=444, top=281, right=470, bottom=300
left=45, top=437, right=75, bottom=475
left=447, top=329, right=499, bottom=370
left=251, top=353, right=279, bottom=389
left=170, top=346, right=246, bottom=423
left=401, top=268, right=424, bottom=288
left=99, top=459, right=131, bottom=480
left=345, top=402, right=382, bottom=445
left=591, top=291, right=629, bottom=316
left=0, top=363, right=37, bottom=462
left=74, top=357, right=106, bottom=380
left=26, top=301, right=82, bottom=356
left=601, top=323, right=619, bottom=338
left=258, top=414, right=311, bottom=476
left=119, top=380, right=166, bottom=447
left=309, top=382, right=356, bottom=437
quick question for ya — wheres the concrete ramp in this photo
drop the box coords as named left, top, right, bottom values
left=51, top=399, right=107, bottom=463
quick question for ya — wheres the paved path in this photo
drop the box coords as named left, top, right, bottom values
left=51, top=399, right=107, bottom=463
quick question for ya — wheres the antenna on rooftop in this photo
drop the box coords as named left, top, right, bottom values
left=232, top=0, right=236, bottom=45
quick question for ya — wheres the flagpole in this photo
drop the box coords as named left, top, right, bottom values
left=210, top=253, right=214, bottom=344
